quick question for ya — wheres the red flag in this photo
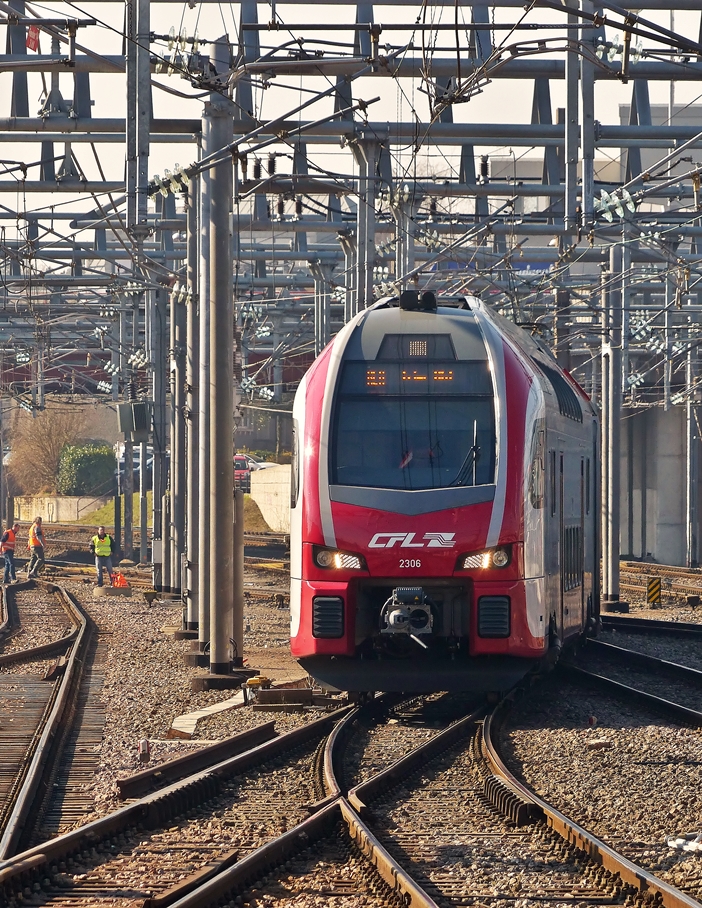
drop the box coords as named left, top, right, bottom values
left=26, top=25, right=40, bottom=52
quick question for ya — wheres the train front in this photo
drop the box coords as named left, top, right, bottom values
left=290, top=295, right=545, bottom=692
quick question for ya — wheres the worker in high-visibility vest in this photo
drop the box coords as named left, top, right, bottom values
left=90, top=525, right=116, bottom=587
left=1, top=522, right=20, bottom=584
left=27, top=516, right=46, bottom=579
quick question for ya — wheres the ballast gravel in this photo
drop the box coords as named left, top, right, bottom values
left=501, top=673, right=702, bottom=899
left=22, top=574, right=328, bottom=825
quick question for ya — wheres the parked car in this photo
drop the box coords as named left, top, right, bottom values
left=243, top=454, right=278, bottom=471
left=234, top=455, right=251, bottom=492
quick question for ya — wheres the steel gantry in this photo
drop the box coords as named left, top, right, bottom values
left=2, top=0, right=702, bottom=671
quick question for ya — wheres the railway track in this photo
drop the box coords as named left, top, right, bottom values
left=620, top=560, right=702, bottom=603
left=4, top=588, right=702, bottom=908
left=5, top=681, right=698, bottom=908
left=0, top=581, right=91, bottom=860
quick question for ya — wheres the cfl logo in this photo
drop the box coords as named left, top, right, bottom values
left=368, top=532, right=456, bottom=549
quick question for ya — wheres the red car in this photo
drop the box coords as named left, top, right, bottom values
left=234, top=455, right=251, bottom=492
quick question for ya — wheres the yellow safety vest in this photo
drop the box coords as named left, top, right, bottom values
left=92, top=535, right=112, bottom=557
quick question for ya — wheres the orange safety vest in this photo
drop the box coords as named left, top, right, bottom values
left=1, top=529, right=16, bottom=553
left=28, top=524, right=44, bottom=548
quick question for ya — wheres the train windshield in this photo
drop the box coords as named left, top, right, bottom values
left=331, top=360, right=496, bottom=490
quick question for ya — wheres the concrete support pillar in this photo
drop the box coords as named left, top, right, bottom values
left=186, top=179, right=200, bottom=628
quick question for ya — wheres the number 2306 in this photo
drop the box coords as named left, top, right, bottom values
left=399, top=559, right=421, bottom=568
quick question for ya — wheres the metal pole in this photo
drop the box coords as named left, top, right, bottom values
left=233, top=489, right=245, bottom=667
left=137, top=0, right=150, bottom=566
left=198, top=113, right=212, bottom=649
left=600, top=271, right=610, bottom=602
left=162, top=492, right=171, bottom=592
left=139, top=440, right=147, bottom=562
left=564, top=0, right=579, bottom=232
left=686, top=308, right=699, bottom=567
left=151, top=286, right=168, bottom=589
left=170, top=275, right=187, bottom=596
left=352, top=138, right=378, bottom=311
left=580, top=0, right=595, bottom=228
left=186, top=178, right=200, bottom=629
left=607, top=244, right=623, bottom=605
left=208, top=38, right=236, bottom=676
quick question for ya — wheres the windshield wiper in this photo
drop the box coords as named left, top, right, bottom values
left=450, top=445, right=480, bottom=487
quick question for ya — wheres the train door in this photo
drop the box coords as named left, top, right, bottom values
left=580, top=457, right=586, bottom=629
left=560, top=447, right=584, bottom=638
left=558, top=452, right=565, bottom=638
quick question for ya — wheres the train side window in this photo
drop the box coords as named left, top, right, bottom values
left=291, top=419, right=300, bottom=509
left=528, top=422, right=545, bottom=509
left=549, top=450, right=557, bottom=516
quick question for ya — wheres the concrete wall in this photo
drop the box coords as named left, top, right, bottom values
left=620, top=407, right=697, bottom=566
left=250, top=466, right=291, bottom=533
left=13, top=495, right=110, bottom=524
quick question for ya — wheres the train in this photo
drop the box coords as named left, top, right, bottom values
left=290, top=290, right=599, bottom=693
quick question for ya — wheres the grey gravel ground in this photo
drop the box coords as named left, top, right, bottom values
left=501, top=673, right=702, bottom=900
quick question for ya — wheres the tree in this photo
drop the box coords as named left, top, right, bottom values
left=57, top=444, right=116, bottom=496
left=7, top=406, right=87, bottom=495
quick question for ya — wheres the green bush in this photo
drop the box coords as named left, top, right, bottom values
left=57, top=444, right=116, bottom=496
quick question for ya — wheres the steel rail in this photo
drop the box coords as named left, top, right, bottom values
left=483, top=696, right=702, bottom=908
left=0, top=582, right=90, bottom=859
left=559, top=662, right=702, bottom=724
left=583, top=638, right=702, bottom=684
left=116, top=721, right=278, bottom=800
left=0, top=706, right=351, bottom=892
left=601, top=614, right=702, bottom=635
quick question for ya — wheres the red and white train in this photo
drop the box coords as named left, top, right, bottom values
left=290, top=291, right=599, bottom=692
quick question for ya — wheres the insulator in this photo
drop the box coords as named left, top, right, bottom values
left=429, top=198, right=437, bottom=218
left=267, top=153, right=276, bottom=176
left=480, top=155, right=489, bottom=180
left=127, top=380, right=137, bottom=401
left=253, top=158, right=262, bottom=180
left=295, top=196, right=303, bottom=216
left=277, top=196, right=285, bottom=217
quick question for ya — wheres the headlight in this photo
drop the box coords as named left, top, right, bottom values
left=314, top=546, right=367, bottom=571
left=457, top=546, right=511, bottom=570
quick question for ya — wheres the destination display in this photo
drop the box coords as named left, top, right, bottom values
left=339, top=361, right=493, bottom=395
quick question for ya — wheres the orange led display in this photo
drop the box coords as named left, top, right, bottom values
left=366, top=369, right=386, bottom=386
left=433, top=370, right=454, bottom=381
left=402, top=370, right=428, bottom=381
